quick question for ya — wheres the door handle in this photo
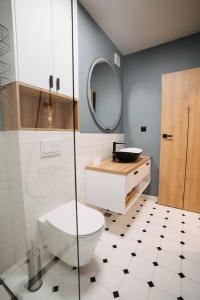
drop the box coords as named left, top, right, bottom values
left=162, top=133, right=173, bottom=139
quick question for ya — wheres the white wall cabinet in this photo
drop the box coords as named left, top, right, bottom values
left=86, top=157, right=151, bottom=214
left=52, top=0, right=73, bottom=97
left=13, top=0, right=76, bottom=97
left=14, top=0, right=53, bottom=90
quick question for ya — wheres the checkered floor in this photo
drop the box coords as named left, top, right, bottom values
left=1, top=196, right=200, bottom=300
left=81, top=196, right=200, bottom=300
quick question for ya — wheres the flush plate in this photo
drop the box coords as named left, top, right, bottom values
left=40, top=140, right=61, bottom=158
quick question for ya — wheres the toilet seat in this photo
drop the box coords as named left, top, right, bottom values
left=44, top=201, right=105, bottom=238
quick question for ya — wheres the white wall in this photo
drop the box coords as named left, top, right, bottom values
left=0, top=0, right=16, bottom=85
left=4, top=132, right=27, bottom=262
left=0, top=0, right=123, bottom=272
left=0, top=132, right=15, bottom=274
left=18, top=131, right=76, bottom=249
left=0, top=0, right=25, bottom=273
left=18, top=131, right=124, bottom=250
left=0, top=128, right=124, bottom=274
left=0, top=131, right=27, bottom=274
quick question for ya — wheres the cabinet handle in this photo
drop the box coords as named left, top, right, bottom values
left=56, top=78, right=60, bottom=92
left=134, top=170, right=139, bottom=175
left=49, top=75, right=53, bottom=89
left=146, top=162, right=150, bottom=166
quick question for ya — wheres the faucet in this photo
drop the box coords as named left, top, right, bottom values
left=113, top=142, right=125, bottom=152
left=113, top=142, right=125, bottom=161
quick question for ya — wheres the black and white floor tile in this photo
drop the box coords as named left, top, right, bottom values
left=1, top=196, right=200, bottom=300
left=81, top=196, right=200, bottom=300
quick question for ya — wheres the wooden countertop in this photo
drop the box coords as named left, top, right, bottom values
left=85, top=155, right=151, bottom=175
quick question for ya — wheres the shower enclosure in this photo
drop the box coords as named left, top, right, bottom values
left=0, top=0, right=80, bottom=299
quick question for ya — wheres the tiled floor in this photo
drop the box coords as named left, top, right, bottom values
left=1, top=260, right=82, bottom=300
left=82, top=196, right=200, bottom=300
left=1, top=196, right=200, bottom=300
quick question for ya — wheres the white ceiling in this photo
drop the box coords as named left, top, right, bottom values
left=79, top=0, right=200, bottom=55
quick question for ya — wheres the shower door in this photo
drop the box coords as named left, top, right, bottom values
left=0, top=0, right=80, bottom=299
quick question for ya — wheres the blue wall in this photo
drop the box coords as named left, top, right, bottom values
left=123, top=33, right=200, bottom=196
left=78, top=3, right=123, bottom=133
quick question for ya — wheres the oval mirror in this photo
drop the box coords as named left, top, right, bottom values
left=87, top=58, right=122, bottom=131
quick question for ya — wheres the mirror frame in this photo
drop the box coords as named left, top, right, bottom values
left=87, top=58, right=122, bottom=132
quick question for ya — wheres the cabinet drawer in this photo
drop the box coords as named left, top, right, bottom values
left=138, top=161, right=151, bottom=181
left=126, top=160, right=151, bottom=193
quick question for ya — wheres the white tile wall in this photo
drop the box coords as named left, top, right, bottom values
left=0, top=130, right=124, bottom=273
left=0, top=130, right=123, bottom=274
left=4, top=132, right=27, bottom=261
left=17, top=131, right=124, bottom=261
left=18, top=131, right=76, bottom=250
left=0, top=132, right=15, bottom=274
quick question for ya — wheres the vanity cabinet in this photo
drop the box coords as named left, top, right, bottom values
left=85, top=156, right=151, bottom=214
left=13, top=0, right=74, bottom=97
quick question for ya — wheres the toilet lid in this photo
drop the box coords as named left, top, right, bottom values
left=45, top=201, right=105, bottom=237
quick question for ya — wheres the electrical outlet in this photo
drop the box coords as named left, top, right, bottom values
left=141, top=126, right=147, bottom=132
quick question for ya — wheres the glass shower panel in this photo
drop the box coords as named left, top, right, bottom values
left=0, top=0, right=80, bottom=299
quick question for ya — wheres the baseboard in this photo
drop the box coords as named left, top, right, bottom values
left=142, top=194, right=158, bottom=202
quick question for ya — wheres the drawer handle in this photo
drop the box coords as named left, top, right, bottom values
left=146, top=162, right=150, bottom=166
left=134, top=170, right=139, bottom=175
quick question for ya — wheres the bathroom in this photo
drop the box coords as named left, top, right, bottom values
left=0, top=0, right=200, bottom=299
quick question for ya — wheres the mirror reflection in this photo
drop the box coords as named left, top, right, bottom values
left=88, top=58, right=122, bottom=131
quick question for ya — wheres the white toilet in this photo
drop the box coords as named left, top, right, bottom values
left=38, top=200, right=105, bottom=267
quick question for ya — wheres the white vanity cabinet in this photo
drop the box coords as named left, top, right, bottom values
left=13, top=0, right=75, bottom=97
left=86, top=156, right=151, bottom=214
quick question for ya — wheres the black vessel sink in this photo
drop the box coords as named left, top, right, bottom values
left=113, top=148, right=143, bottom=163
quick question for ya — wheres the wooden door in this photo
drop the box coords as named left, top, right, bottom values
left=184, top=68, right=200, bottom=213
left=158, top=70, right=190, bottom=208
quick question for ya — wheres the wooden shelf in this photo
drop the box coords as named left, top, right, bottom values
left=125, top=176, right=150, bottom=212
left=20, top=128, right=79, bottom=132
left=1, top=81, right=79, bottom=131
left=19, top=82, right=78, bottom=103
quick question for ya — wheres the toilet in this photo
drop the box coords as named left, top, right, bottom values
left=38, top=200, right=105, bottom=267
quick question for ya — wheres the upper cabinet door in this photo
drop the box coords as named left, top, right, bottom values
left=14, top=0, right=53, bottom=90
left=52, top=0, right=73, bottom=97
